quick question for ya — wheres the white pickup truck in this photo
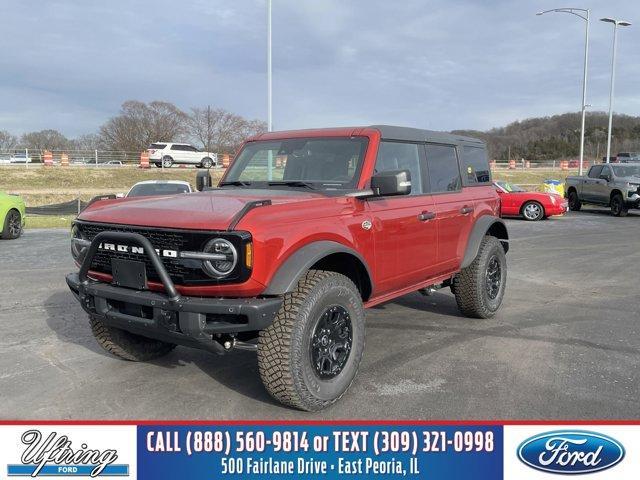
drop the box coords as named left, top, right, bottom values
left=565, top=163, right=640, bottom=217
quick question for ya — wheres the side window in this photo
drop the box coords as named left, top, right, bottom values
left=374, top=142, right=423, bottom=195
left=461, top=146, right=491, bottom=185
left=186, top=145, right=198, bottom=152
left=588, top=165, right=603, bottom=178
left=425, top=144, right=461, bottom=193
left=170, top=145, right=183, bottom=151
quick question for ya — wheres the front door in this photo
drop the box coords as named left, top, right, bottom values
left=367, top=141, right=438, bottom=295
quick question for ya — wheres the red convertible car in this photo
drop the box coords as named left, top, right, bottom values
left=494, top=181, right=568, bottom=221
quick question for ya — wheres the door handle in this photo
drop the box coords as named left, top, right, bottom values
left=460, top=206, right=474, bottom=215
left=418, top=211, right=436, bottom=222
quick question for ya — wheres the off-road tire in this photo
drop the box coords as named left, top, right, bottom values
left=201, top=157, right=214, bottom=169
left=258, top=270, right=365, bottom=411
left=2, top=209, right=22, bottom=239
left=89, top=316, right=176, bottom=361
left=610, top=193, right=628, bottom=217
left=568, top=190, right=581, bottom=211
left=161, top=156, right=173, bottom=168
left=453, top=235, right=507, bottom=319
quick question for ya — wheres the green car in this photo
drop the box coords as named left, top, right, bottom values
left=0, top=192, right=25, bottom=239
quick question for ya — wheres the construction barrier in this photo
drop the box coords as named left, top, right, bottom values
left=560, top=160, right=569, bottom=171
left=490, top=160, right=497, bottom=170
left=43, top=150, right=53, bottom=166
left=60, top=153, right=69, bottom=167
left=139, top=151, right=150, bottom=168
left=222, top=154, right=230, bottom=168
left=525, top=160, right=531, bottom=169
left=509, top=159, right=516, bottom=169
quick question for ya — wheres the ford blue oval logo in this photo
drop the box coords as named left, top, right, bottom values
left=517, top=430, right=624, bottom=474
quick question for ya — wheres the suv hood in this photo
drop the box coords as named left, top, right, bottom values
left=78, top=189, right=327, bottom=230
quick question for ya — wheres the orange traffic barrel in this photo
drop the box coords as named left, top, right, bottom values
left=43, top=150, right=53, bottom=166
left=60, top=153, right=69, bottom=167
left=490, top=160, right=497, bottom=170
left=139, top=151, right=150, bottom=168
left=525, top=160, right=531, bottom=169
left=561, top=160, right=569, bottom=171
left=222, top=154, right=230, bottom=168
left=508, top=159, right=516, bottom=169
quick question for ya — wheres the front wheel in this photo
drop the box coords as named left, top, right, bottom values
left=610, top=193, right=628, bottom=217
left=201, top=157, right=214, bottom=169
left=2, top=209, right=22, bottom=239
left=90, top=316, right=176, bottom=361
left=258, top=270, right=365, bottom=411
left=453, top=236, right=507, bottom=319
left=521, top=201, right=544, bottom=221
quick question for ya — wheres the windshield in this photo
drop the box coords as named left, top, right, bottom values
left=495, top=181, right=525, bottom=192
left=612, top=165, right=640, bottom=177
left=223, top=137, right=369, bottom=190
left=127, top=183, right=190, bottom=197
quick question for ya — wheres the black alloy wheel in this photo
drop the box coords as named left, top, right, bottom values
left=310, top=305, right=353, bottom=379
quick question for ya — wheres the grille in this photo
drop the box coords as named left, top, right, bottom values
left=79, top=222, right=213, bottom=284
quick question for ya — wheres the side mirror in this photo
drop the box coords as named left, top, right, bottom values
left=370, top=170, right=411, bottom=196
left=196, top=170, right=212, bottom=191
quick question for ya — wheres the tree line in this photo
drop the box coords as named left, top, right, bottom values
left=0, top=100, right=267, bottom=153
left=454, top=112, right=640, bottom=161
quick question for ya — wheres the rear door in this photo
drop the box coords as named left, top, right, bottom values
left=594, top=165, right=613, bottom=203
left=582, top=165, right=603, bottom=202
left=426, top=143, right=475, bottom=274
left=367, top=141, right=438, bottom=295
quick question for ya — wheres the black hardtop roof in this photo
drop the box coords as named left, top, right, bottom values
left=370, top=125, right=485, bottom=146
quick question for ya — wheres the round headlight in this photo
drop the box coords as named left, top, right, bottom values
left=70, top=224, right=88, bottom=261
left=202, top=238, right=238, bottom=277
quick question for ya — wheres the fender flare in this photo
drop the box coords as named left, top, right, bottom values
left=461, top=215, right=509, bottom=269
left=262, top=240, right=373, bottom=296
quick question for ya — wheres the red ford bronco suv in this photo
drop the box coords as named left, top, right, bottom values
left=66, top=125, right=508, bottom=411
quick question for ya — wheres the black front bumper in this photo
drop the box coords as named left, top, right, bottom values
left=66, top=231, right=282, bottom=354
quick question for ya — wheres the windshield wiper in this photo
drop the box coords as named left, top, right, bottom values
left=267, top=181, right=316, bottom=189
left=219, top=180, right=252, bottom=187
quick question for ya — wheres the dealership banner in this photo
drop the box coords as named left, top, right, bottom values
left=0, top=423, right=638, bottom=479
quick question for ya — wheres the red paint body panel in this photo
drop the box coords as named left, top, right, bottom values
left=77, top=128, right=501, bottom=306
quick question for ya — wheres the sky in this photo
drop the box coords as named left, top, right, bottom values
left=0, top=0, right=639, bottom=137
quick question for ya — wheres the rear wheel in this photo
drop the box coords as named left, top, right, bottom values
left=258, top=270, right=365, bottom=411
left=89, top=316, right=176, bottom=361
left=610, top=193, right=628, bottom=217
left=162, top=156, right=173, bottom=168
left=2, top=209, right=22, bottom=239
left=521, top=201, right=544, bottom=221
left=568, top=190, right=581, bottom=211
left=201, top=157, right=214, bottom=169
left=453, top=236, right=507, bottom=318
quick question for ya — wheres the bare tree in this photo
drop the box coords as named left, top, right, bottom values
left=20, top=129, right=70, bottom=151
left=0, top=130, right=18, bottom=150
left=99, top=100, right=188, bottom=151
left=72, top=133, right=101, bottom=150
left=188, top=106, right=267, bottom=152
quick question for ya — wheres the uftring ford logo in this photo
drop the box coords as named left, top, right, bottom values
left=7, top=429, right=129, bottom=477
left=517, top=430, right=625, bottom=475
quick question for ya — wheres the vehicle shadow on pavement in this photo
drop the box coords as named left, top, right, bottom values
left=578, top=207, right=639, bottom=217
left=43, top=291, right=282, bottom=408
left=373, top=291, right=462, bottom=318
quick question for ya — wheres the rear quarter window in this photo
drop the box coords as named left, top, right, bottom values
left=461, top=146, right=491, bottom=185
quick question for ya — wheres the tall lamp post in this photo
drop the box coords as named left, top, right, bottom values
left=537, top=8, right=590, bottom=176
left=267, top=0, right=273, bottom=132
left=600, top=17, right=631, bottom=164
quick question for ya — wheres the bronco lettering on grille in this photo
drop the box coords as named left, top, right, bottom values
left=98, top=242, right=178, bottom=258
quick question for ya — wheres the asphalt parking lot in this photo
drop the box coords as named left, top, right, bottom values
left=1, top=208, right=639, bottom=420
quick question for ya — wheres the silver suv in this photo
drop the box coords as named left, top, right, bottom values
left=148, top=142, right=218, bottom=169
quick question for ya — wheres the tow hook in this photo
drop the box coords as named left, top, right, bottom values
left=214, top=334, right=258, bottom=352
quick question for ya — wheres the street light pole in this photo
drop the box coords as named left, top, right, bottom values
left=601, top=17, right=631, bottom=164
left=537, top=8, right=590, bottom=176
left=267, top=0, right=273, bottom=133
